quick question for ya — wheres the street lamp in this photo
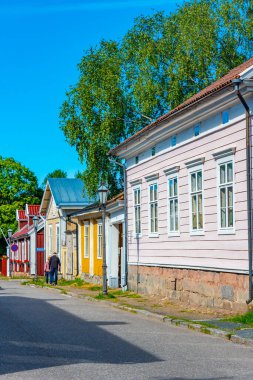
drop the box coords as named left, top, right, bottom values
left=97, top=184, right=109, bottom=295
left=33, top=216, right=39, bottom=281
left=7, top=229, right=12, bottom=277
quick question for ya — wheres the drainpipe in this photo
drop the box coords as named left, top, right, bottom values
left=108, top=158, right=128, bottom=290
left=232, top=78, right=253, bottom=304
left=67, top=216, right=79, bottom=276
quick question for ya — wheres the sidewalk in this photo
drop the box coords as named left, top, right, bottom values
left=30, top=280, right=253, bottom=348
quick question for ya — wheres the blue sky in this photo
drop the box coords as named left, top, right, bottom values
left=0, top=0, right=182, bottom=186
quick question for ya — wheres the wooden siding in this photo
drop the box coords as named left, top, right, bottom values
left=81, top=222, right=90, bottom=274
left=127, top=118, right=249, bottom=273
left=93, top=222, right=102, bottom=276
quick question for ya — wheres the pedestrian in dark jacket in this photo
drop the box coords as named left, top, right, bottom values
left=49, top=252, right=61, bottom=285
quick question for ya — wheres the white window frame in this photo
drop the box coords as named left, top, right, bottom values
left=84, top=222, right=89, bottom=258
left=133, top=185, right=142, bottom=237
left=148, top=181, right=159, bottom=236
left=97, top=222, right=102, bottom=259
left=188, top=163, right=204, bottom=235
left=167, top=173, right=180, bottom=236
left=48, top=224, right=52, bottom=254
left=217, top=155, right=235, bottom=234
left=56, top=223, right=60, bottom=254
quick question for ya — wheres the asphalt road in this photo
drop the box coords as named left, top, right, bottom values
left=0, top=281, right=253, bottom=380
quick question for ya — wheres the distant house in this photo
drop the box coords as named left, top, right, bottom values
left=11, top=205, right=44, bottom=276
left=40, top=178, right=93, bottom=279
left=109, top=57, right=253, bottom=311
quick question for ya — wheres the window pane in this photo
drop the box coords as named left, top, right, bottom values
left=220, top=165, right=226, bottom=184
left=174, top=178, right=178, bottom=196
left=170, top=200, right=175, bottom=231
left=151, top=214, right=154, bottom=232
left=150, top=186, right=153, bottom=202
left=169, top=179, right=173, bottom=197
left=197, top=171, right=202, bottom=191
left=228, top=186, right=233, bottom=207
left=175, top=199, right=179, bottom=230
left=172, top=135, right=177, bottom=146
left=222, top=111, right=229, bottom=124
left=220, top=188, right=226, bottom=208
left=194, top=125, right=200, bottom=136
left=221, top=208, right=226, bottom=228
left=227, top=162, right=233, bottom=182
left=198, top=195, right=203, bottom=229
left=138, top=207, right=141, bottom=233
left=154, top=184, right=158, bottom=200
left=192, top=195, right=197, bottom=229
left=191, top=173, right=196, bottom=192
left=228, top=207, right=233, bottom=227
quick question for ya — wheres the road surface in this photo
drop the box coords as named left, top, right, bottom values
left=0, top=280, right=253, bottom=380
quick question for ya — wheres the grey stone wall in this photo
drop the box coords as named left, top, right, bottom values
left=128, top=265, right=249, bottom=312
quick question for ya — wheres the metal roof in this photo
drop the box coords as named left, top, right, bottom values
left=47, top=178, right=93, bottom=207
left=16, top=210, right=27, bottom=221
left=25, top=204, right=41, bottom=216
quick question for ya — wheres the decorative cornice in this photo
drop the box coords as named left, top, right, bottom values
left=185, top=157, right=205, bottom=168
left=145, top=173, right=159, bottom=182
left=164, top=166, right=180, bottom=176
left=212, top=147, right=236, bottom=160
left=130, top=178, right=142, bottom=186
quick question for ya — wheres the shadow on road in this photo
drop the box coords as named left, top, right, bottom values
left=0, top=293, right=161, bottom=375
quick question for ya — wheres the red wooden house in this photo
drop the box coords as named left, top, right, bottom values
left=11, top=205, right=45, bottom=276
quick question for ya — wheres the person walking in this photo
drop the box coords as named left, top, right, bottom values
left=49, top=252, right=61, bottom=285
left=44, top=256, right=50, bottom=284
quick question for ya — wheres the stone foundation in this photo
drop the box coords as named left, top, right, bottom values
left=128, top=265, right=250, bottom=312
left=81, top=273, right=102, bottom=285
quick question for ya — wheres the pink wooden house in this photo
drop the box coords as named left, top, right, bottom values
left=110, top=57, right=253, bottom=312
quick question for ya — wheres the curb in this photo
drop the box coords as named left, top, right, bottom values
left=26, top=283, right=253, bottom=347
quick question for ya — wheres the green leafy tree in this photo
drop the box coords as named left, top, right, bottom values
left=60, top=40, right=131, bottom=197
left=42, top=169, right=67, bottom=186
left=0, top=156, right=42, bottom=254
left=60, top=0, right=253, bottom=197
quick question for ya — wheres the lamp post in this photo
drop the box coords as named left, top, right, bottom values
left=33, top=216, right=39, bottom=281
left=7, top=229, right=12, bottom=277
left=97, top=184, right=109, bottom=295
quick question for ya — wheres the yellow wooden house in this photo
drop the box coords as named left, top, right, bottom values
left=74, top=193, right=125, bottom=288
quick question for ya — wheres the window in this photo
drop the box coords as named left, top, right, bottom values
left=190, top=169, right=203, bottom=231
left=133, top=187, right=141, bottom=235
left=194, top=125, right=200, bottom=136
left=222, top=111, right=229, bottom=124
left=56, top=223, right=60, bottom=253
left=98, top=223, right=102, bottom=258
left=149, top=183, right=158, bottom=234
left=84, top=224, right=89, bottom=258
left=171, top=135, right=177, bottom=147
left=48, top=225, right=52, bottom=254
left=135, top=156, right=139, bottom=164
left=219, top=161, right=234, bottom=229
left=168, top=176, right=179, bottom=233
left=151, top=146, right=156, bottom=156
